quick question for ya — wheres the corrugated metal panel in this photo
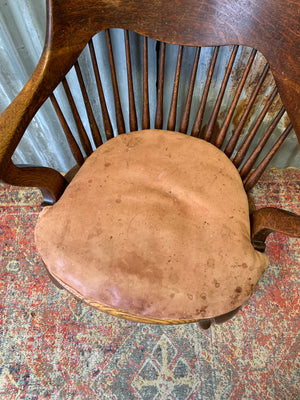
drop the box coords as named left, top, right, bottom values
left=0, top=0, right=299, bottom=172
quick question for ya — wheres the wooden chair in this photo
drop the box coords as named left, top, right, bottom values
left=0, top=0, right=300, bottom=329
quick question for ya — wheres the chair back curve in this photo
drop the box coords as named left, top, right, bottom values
left=0, top=0, right=299, bottom=203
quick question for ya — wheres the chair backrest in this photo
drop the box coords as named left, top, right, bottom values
left=0, top=0, right=299, bottom=203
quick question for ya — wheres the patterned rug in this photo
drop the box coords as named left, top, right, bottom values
left=0, top=169, right=299, bottom=399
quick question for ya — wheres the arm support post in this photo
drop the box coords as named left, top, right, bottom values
left=251, top=207, right=300, bottom=251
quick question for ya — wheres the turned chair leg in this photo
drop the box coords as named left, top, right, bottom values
left=42, top=262, right=64, bottom=290
left=198, top=319, right=212, bottom=329
left=198, top=306, right=241, bottom=329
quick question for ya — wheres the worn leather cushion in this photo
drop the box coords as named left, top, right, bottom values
left=35, top=129, right=268, bottom=322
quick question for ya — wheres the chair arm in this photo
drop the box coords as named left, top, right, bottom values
left=0, top=20, right=87, bottom=201
left=251, top=207, right=300, bottom=251
left=2, top=161, right=67, bottom=204
left=0, top=53, right=50, bottom=175
left=0, top=30, right=88, bottom=176
left=0, top=64, right=69, bottom=204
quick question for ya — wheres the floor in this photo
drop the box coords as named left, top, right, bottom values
left=0, top=169, right=299, bottom=399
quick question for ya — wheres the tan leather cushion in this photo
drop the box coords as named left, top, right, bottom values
left=35, top=129, right=268, bottom=322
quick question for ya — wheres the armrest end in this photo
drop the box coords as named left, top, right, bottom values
left=251, top=207, right=300, bottom=251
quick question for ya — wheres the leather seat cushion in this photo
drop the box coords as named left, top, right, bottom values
left=35, top=129, right=268, bottom=322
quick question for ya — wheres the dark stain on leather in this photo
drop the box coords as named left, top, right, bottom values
left=110, top=251, right=164, bottom=282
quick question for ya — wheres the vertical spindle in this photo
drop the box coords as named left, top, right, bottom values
left=191, top=47, right=219, bottom=137
left=179, top=47, right=201, bottom=134
left=50, top=93, right=84, bottom=166
left=155, top=42, right=166, bottom=129
left=240, top=106, right=285, bottom=179
left=89, top=39, right=114, bottom=140
left=203, top=45, right=239, bottom=143
left=244, top=123, right=292, bottom=191
left=106, top=30, right=126, bottom=134
left=167, top=46, right=184, bottom=131
left=142, top=36, right=150, bottom=130
left=233, top=87, right=278, bottom=168
left=74, top=61, right=103, bottom=148
left=62, top=77, right=93, bottom=156
left=224, top=63, right=270, bottom=157
left=124, top=30, right=138, bottom=131
left=215, top=48, right=257, bottom=148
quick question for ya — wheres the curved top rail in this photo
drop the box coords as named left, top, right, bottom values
left=46, top=0, right=300, bottom=139
left=0, top=0, right=299, bottom=173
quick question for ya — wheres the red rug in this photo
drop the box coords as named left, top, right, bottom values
left=0, top=169, right=299, bottom=399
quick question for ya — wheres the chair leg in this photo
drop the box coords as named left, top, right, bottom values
left=198, top=319, right=212, bottom=329
left=214, top=306, right=241, bottom=325
left=42, top=262, right=64, bottom=290
left=198, top=306, right=241, bottom=329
